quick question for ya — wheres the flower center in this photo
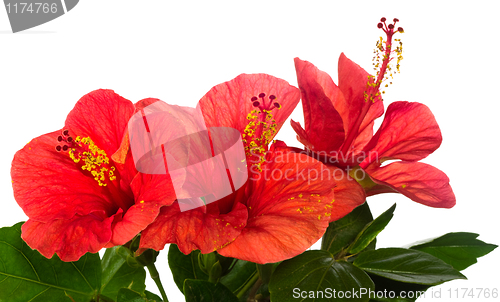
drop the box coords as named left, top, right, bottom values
left=56, top=130, right=117, bottom=187
left=56, top=130, right=132, bottom=210
left=242, top=93, right=281, bottom=172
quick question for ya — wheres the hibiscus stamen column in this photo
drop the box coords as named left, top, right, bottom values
left=340, top=18, right=404, bottom=156
left=56, top=129, right=133, bottom=211
left=243, top=93, right=281, bottom=174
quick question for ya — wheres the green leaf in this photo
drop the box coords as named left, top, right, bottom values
left=349, top=204, right=396, bottom=254
left=208, top=261, right=222, bottom=283
left=321, top=202, right=373, bottom=257
left=410, top=232, right=497, bottom=271
left=184, top=279, right=239, bottom=302
left=219, top=259, right=257, bottom=297
left=100, top=246, right=147, bottom=300
left=117, top=288, right=144, bottom=302
left=269, top=250, right=374, bottom=302
left=144, top=290, right=163, bottom=301
left=117, top=288, right=159, bottom=302
left=0, top=222, right=101, bottom=302
left=168, top=244, right=208, bottom=293
left=353, top=248, right=466, bottom=285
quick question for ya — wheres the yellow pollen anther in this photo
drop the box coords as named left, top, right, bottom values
left=243, top=95, right=281, bottom=172
left=69, top=136, right=117, bottom=187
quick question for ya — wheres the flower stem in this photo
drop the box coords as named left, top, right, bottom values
left=247, top=278, right=263, bottom=302
left=236, top=271, right=259, bottom=299
left=147, top=263, right=169, bottom=302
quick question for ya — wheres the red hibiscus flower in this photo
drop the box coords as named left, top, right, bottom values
left=291, top=18, right=455, bottom=208
left=11, top=90, right=174, bottom=261
left=122, top=74, right=363, bottom=264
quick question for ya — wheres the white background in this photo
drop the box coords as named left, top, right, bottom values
left=1, top=1, right=499, bottom=301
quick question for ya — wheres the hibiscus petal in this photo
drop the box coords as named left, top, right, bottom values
left=65, top=89, right=138, bottom=198
left=293, top=58, right=345, bottom=152
left=111, top=98, right=162, bottom=165
left=328, top=167, right=366, bottom=221
left=352, top=102, right=383, bottom=153
left=134, top=97, right=162, bottom=112
left=218, top=149, right=335, bottom=264
left=21, top=212, right=114, bottom=261
left=107, top=173, right=178, bottom=246
left=290, top=120, right=313, bottom=150
left=360, top=101, right=442, bottom=168
left=139, top=201, right=248, bottom=254
left=338, top=53, right=384, bottom=150
left=11, top=131, right=117, bottom=222
left=198, top=74, right=300, bottom=141
left=65, top=89, right=135, bottom=157
left=266, top=142, right=365, bottom=222
left=367, top=161, right=455, bottom=208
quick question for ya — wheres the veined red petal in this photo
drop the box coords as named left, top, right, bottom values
left=11, top=131, right=117, bottom=222
left=107, top=173, right=178, bottom=246
left=290, top=120, right=313, bottom=151
left=360, top=101, right=442, bottom=168
left=65, top=89, right=135, bottom=158
left=367, top=161, right=455, bottom=208
left=267, top=141, right=364, bottom=222
left=139, top=201, right=248, bottom=254
left=218, top=148, right=335, bottom=264
left=21, top=212, right=115, bottom=261
left=351, top=103, right=383, bottom=153
left=111, top=98, right=162, bottom=165
left=134, top=98, right=162, bottom=112
left=198, top=74, right=300, bottom=140
left=338, top=53, right=383, bottom=150
left=328, top=167, right=366, bottom=221
left=293, top=58, right=345, bottom=152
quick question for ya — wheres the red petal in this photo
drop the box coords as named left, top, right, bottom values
left=139, top=201, right=248, bottom=254
left=290, top=120, right=313, bottom=150
left=134, top=97, right=162, bottom=112
left=367, top=161, right=456, bottom=208
left=22, top=213, right=114, bottom=261
left=328, top=167, right=366, bottom=221
left=66, top=89, right=138, bottom=194
left=338, top=53, right=383, bottom=150
left=11, top=131, right=117, bottom=222
left=360, top=101, right=442, bottom=168
left=218, top=149, right=335, bottom=263
left=351, top=104, right=383, bottom=153
left=107, top=173, right=178, bottom=246
left=110, top=98, right=162, bottom=164
left=65, top=89, right=135, bottom=157
left=198, top=74, right=300, bottom=140
left=293, top=58, right=345, bottom=152
left=266, top=142, right=365, bottom=222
